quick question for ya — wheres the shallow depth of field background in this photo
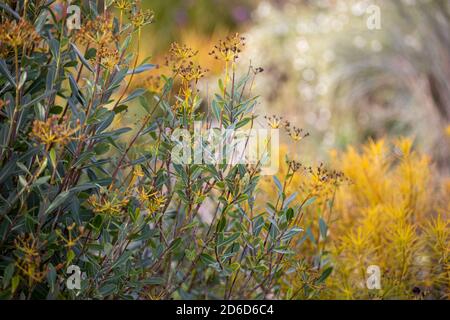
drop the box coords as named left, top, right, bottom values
left=130, top=0, right=450, bottom=172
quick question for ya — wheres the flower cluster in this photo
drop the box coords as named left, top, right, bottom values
left=114, top=0, right=132, bottom=11
left=30, top=115, right=80, bottom=148
left=136, top=187, right=166, bottom=213
left=165, top=42, right=207, bottom=83
left=75, top=14, right=117, bottom=47
left=0, top=18, right=40, bottom=48
left=56, top=223, right=84, bottom=248
left=178, top=62, right=209, bottom=84
left=88, top=188, right=130, bottom=216
left=98, top=46, right=120, bottom=71
left=265, top=115, right=310, bottom=142
left=288, top=159, right=305, bottom=173
left=14, top=234, right=47, bottom=284
left=164, top=42, right=208, bottom=115
left=265, top=115, right=283, bottom=129
left=129, top=8, right=155, bottom=30
left=285, top=123, right=310, bottom=142
left=209, top=33, right=246, bottom=63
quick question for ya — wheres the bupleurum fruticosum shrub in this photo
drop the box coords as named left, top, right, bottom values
left=0, top=1, right=334, bottom=299
left=2, top=1, right=447, bottom=301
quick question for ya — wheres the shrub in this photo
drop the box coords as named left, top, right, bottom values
left=0, top=1, right=323, bottom=299
left=260, top=138, right=449, bottom=299
left=328, top=138, right=449, bottom=299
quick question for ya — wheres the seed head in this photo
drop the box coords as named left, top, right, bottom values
left=209, top=33, right=246, bottom=63
left=0, top=19, right=40, bottom=48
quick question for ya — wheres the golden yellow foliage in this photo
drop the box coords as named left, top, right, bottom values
left=259, top=138, right=449, bottom=299
left=328, top=138, right=449, bottom=299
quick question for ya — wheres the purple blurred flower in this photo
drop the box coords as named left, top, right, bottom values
left=175, top=9, right=188, bottom=26
left=232, top=6, right=249, bottom=23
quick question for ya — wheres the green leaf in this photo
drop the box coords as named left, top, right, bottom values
left=67, top=249, right=75, bottom=265
left=99, top=283, right=116, bottom=296
left=281, top=227, right=303, bottom=242
left=47, top=263, right=56, bottom=292
left=286, top=208, right=294, bottom=221
left=141, top=277, right=164, bottom=285
left=217, top=216, right=226, bottom=233
left=306, top=226, right=316, bottom=245
left=212, top=100, right=221, bottom=121
left=122, top=88, right=147, bottom=104
left=169, top=238, right=182, bottom=252
left=45, top=191, right=71, bottom=214
left=200, top=253, right=216, bottom=266
left=113, top=104, right=128, bottom=114
left=49, top=148, right=57, bottom=168
left=71, top=43, right=94, bottom=73
left=3, top=263, right=15, bottom=289
left=94, top=143, right=110, bottom=155
left=127, top=63, right=157, bottom=75
left=18, top=71, right=27, bottom=90
left=302, top=196, right=317, bottom=209
left=21, top=90, right=56, bottom=109
left=273, top=176, right=283, bottom=194
left=283, top=192, right=298, bottom=209
left=217, top=232, right=240, bottom=248
left=319, top=218, right=328, bottom=239
left=235, top=117, right=251, bottom=129
left=253, top=215, right=265, bottom=236
left=316, top=267, right=333, bottom=284
left=11, top=275, right=20, bottom=294
left=273, top=247, right=294, bottom=255
left=0, top=60, right=15, bottom=87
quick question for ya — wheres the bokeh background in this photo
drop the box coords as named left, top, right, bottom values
left=133, top=0, right=450, bottom=172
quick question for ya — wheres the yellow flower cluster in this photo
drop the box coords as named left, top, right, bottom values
left=136, top=187, right=166, bottom=214
left=0, top=18, right=40, bottom=49
left=164, top=42, right=208, bottom=114
left=143, top=75, right=164, bottom=94
left=165, top=42, right=208, bottom=84
left=14, top=234, right=47, bottom=285
left=88, top=189, right=130, bottom=216
left=56, top=223, right=84, bottom=248
left=75, top=14, right=117, bottom=47
left=30, top=115, right=80, bottom=148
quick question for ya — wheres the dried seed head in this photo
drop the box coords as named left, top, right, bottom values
left=114, top=0, right=132, bottom=11
left=0, top=18, right=41, bottom=48
left=129, top=8, right=155, bottom=29
left=265, top=115, right=283, bottom=129
left=209, top=33, right=246, bottom=63
left=98, top=46, right=120, bottom=71
left=286, top=126, right=309, bottom=142
left=75, top=14, right=117, bottom=47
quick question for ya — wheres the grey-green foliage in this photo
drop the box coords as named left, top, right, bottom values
left=0, top=1, right=325, bottom=300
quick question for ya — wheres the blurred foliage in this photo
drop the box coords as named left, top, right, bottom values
left=260, top=138, right=449, bottom=299
left=136, top=0, right=254, bottom=55
left=328, top=138, right=449, bottom=299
